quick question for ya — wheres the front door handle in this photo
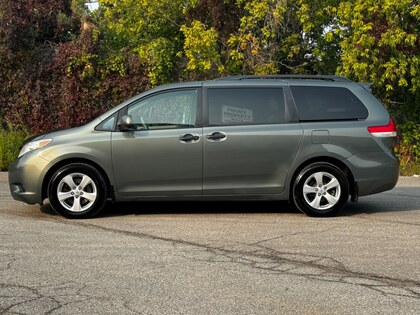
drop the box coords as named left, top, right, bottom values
left=206, top=132, right=227, bottom=142
left=179, top=133, right=200, bottom=143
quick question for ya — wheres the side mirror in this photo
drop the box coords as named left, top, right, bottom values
left=117, top=115, right=134, bottom=131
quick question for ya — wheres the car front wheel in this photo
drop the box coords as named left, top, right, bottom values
left=48, top=163, right=107, bottom=219
left=292, top=162, right=349, bottom=217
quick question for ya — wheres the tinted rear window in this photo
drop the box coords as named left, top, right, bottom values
left=208, top=88, right=285, bottom=126
left=291, top=86, right=368, bottom=121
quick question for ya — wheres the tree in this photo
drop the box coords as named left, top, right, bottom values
left=337, top=0, right=420, bottom=120
left=182, top=0, right=343, bottom=76
left=98, top=0, right=198, bottom=85
left=0, top=0, right=148, bottom=133
left=1, top=0, right=418, bottom=134
left=0, top=0, right=79, bottom=131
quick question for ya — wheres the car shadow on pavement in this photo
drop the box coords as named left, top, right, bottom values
left=343, top=186, right=420, bottom=216
left=100, top=200, right=300, bottom=218
left=41, top=200, right=301, bottom=218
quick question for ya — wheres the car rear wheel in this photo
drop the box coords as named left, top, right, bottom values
left=48, top=163, right=107, bottom=219
left=292, top=162, right=349, bottom=217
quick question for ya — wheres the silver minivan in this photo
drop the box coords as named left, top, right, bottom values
left=9, top=75, right=399, bottom=218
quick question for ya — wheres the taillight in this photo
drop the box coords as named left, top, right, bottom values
left=368, top=119, right=397, bottom=137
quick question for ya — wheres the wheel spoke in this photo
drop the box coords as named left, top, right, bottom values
left=310, top=194, right=322, bottom=209
left=324, top=192, right=339, bottom=206
left=79, top=175, right=93, bottom=190
left=62, top=175, right=77, bottom=189
left=57, top=191, right=73, bottom=202
left=82, top=192, right=97, bottom=202
left=313, top=172, right=324, bottom=187
left=71, top=197, right=82, bottom=212
left=324, top=177, right=339, bottom=191
left=303, top=184, right=317, bottom=194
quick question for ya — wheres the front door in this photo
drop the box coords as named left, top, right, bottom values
left=112, top=89, right=202, bottom=196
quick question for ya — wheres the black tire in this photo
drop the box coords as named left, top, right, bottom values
left=292, top=162, right=349, bottom=217
left=48, top=163, right=107, bottom=219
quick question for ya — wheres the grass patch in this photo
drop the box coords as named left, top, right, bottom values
left=0, top=129, right=31, bottom=171
left=399, top=161, right=420, bottom=176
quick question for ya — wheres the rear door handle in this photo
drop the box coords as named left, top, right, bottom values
left=206, top=132, right=227, bottom=142
left=179, top=133, right=200, bottom=143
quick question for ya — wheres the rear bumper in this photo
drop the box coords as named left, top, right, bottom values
left=346, top=151, right=399, bottom=196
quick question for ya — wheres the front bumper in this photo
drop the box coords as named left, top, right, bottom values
left=8, top=152, right=52, bottom=205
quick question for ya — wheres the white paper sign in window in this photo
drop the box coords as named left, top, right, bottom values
left=222, top=105, right=253, bottom=123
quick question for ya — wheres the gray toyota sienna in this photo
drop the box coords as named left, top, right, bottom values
left=9, top=75, right=399, bottom=218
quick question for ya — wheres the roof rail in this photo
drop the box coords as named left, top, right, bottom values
left=215, top=75, right=352, bottom=82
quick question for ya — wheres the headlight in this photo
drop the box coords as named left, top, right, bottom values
left=18, top=139, right=52, bottom=158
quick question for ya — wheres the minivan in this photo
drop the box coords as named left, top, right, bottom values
left=9, top=75, right=399, bottom=218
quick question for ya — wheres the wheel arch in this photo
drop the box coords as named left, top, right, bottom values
left=289, top=156, right=356, bottom=200
left=42, top=158, right=114, bottom=202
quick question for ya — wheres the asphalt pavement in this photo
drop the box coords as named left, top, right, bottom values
left=1, top=172, right=419, bottom=314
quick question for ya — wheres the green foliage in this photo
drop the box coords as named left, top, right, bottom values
left=0, top=1, right=149, bottom=134
left=296, top=0, right=342, bottom=74
left=71, top=0, right=90, bottom=16
left=135, top=37, right=177, bottom=85
left=180, top=20, right=222, bottom=78
left=227, top=0, right=284, bottom=74
left=399, top=161, right=420, bottom=176
left=337, top=0, right=420, bottom=109
left=98, top=0, right=196, bottom=85
left=67, top=53, right=99, bottom=79
left=396, top=121, right=420, bottom=162
left=0, top=127, right=31, bottom=171
left=222, top=0, right=344, bottom=75
left=393, top=120, right=420, bottom=176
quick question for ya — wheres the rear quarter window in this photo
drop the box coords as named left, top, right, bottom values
left=291, top=86, right=368, bottom=121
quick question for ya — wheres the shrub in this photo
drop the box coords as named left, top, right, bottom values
left=395, top=121, right=420, bottom=176
left=0, top=128, right=31, bottom=171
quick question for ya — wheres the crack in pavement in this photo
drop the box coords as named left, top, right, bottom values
left=0, top=254, right=20, bottom=272
left=355, top=215, right=420, bottom=227
left=44, top=217, right=420, bottom=303
left=0, top=282, right=140, bottom=314
left=0, top=283, right=58, bottom=314
left=2, top=208, right=419, bottom=313
left=173, top=241, right=420, bottom=301
left=249, top=226, right=338, bottom=246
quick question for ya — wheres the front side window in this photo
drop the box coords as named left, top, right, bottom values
left=127, top=89, right=197, bottom=130
left=291, top=86, right=368, bottom=121
left=208, top=88, right=285, bottom=126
